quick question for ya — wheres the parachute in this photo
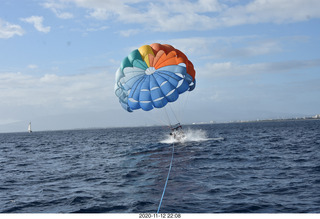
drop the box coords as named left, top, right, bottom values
left=114, top=44, right=196, bottom=212
left=114, top=43, right=196, bottom=112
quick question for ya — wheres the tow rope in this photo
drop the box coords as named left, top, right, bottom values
left=157, top=141, right=175, bottom=213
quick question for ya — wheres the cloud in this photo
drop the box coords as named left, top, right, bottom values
left=221, top=0, right=320, bottom=26
left=52, top=8, right=74, bottom=19
left=59, top=0, right=222, bottom=31
left=227, top=40, right=283, bottom=58
left=160, top=35, right=282, bottom=62
left=21, top=16, right=51, bottom=33
left=0, top=19, right=24, bottom=39
left=199, top=59, right=320, bottom=78
left=118, top=28, right=141, bottom=37
left=42, top=1, right=74, bottom=19
left=0, top=70, right=127, bottom=130
left=43, top=0, right=320, bottom=32
left=0, top=71, right=115, bottom=119
left=86, top=25, right=109, bottom=32
left=27, top=64, right=38, bottom=69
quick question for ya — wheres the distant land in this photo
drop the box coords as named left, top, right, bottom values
left=1, top=113, right=320, bottom=134
left=192, top=114, right=320, bottom=125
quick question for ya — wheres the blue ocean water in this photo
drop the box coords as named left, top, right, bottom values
left=1, top=120, right=320, bottom=213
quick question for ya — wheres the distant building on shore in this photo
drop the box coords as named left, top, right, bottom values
left=312, top=114, right=320, bottom=119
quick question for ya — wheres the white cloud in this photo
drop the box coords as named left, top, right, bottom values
left=0, top=71, right=114, bottom=115
left=159, top=35, right=281, bottom=61
left=21, top=16, right=51, bottom=33
left=43, top=0, right=320, bottom=32
left=0, top=118, right=20, bottom=126
left=89, top=8, right=112, bottom=20
left=0, top=19, right=24, bottom=39
left=53, top=8, right=74, bottom=19
left=222, top=0, right=320, bottom=26
left=42, top=1, right=74, bottom=19
left=27, top=64, right=38, bottom=69
left=200, top=59, right=320, bottom=78
left=39, top=74, right=59, bottom=83
left=0, top=70, right=121, bottom=131
left=86, top=25, right=109, bottom=32
left=119, top=28, right=141, bottom=37
left=209, top=39, right=283, bottom=60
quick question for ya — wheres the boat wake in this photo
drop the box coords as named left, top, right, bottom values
left=160, top=128, right=224, bottom=144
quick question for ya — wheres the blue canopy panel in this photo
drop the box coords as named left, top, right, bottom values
left=120, top=67, right=145, bottom=91
left=117, top=65, right=194, bottom=112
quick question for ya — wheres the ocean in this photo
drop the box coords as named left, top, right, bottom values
left=1, top=120, right=320, bottom=213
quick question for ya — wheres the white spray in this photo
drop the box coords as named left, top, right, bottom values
left=160, top=128, right=224, bottom=144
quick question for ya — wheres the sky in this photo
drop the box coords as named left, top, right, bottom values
left=1, top=0, right=320, bottom=132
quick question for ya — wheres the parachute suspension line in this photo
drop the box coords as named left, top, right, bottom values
left=168, top=103, right=180, bottom=125
left=181, top=91, right=190, bottom=112
left=162, top=107, right=172, bottom=127
left=143, top=112, right=169, bottom=127
left=157, top=141, right=175, bottom=213
left=179, top=91, right=190, bottom=122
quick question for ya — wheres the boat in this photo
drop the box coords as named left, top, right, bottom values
left=169, top=123, right=186, bottom=141
left=28, top=122, right=32, bottom=133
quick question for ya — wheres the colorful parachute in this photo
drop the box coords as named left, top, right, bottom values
left=115, top=43, right=196, bottom=112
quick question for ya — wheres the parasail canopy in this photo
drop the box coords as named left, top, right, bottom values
left=115, top=43, right=196, bottom=112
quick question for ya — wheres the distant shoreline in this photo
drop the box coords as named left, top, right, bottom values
left=1, top=116, right=319, bottom=134
left=192, top=116, right=320, bottom=125
left=232, top=117, right=320, bottom=124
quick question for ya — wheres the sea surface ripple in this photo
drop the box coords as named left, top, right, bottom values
left=1, top=120, right=320, bottom=213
